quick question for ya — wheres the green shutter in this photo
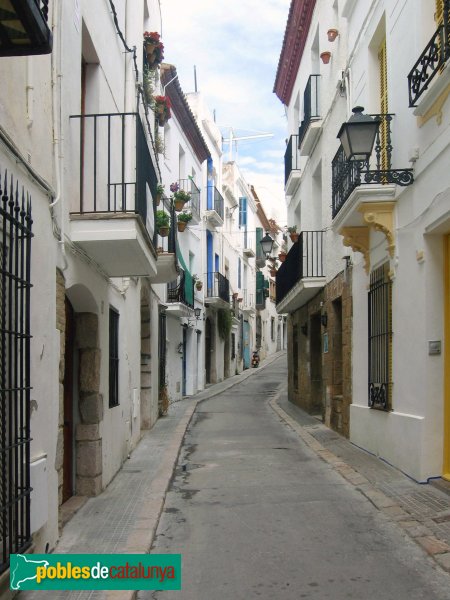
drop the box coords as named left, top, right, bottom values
left=256, top=227, right=263, bottom=259
left=256, top=271, right=265, bottom=308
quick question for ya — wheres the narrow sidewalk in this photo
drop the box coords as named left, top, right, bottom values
left=19, top=351, right=285, bottom=600
left=271, top=390, right=450, bottom=575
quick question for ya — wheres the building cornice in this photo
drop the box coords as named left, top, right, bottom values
left=161, top=64, right=211, bottom=163
left=273, top=0, right=316, bottom=106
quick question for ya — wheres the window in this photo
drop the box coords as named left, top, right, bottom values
left=271, top=317, right=275, bottom=341
left=109, top=308, right=119, bottom=408
left=368, top=263, right=392, bottom=410
left=239, top=197, right=247, bottom=228
left=231, top=333, right=236, bottom=359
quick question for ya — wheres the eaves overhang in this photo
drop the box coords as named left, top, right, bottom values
left=273, top=0, right=316, bottom=106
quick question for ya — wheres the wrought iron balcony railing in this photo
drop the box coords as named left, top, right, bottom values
left=70, top=112, right=159, bottom=238
left=284, top=134, right=300, bottom=185
left=408, top=0, right=450, bottom=107
left=179, top=178, right=200, bottom=221
left=208, top=186, right=225, bottom=221
left=276, top=231, right=324, bottom=305
left=298, top=75, right=321, bottom=148
left=331, top=114, right=414, bottom=219
left=167, top=270, right=194, bottom=308
left=206, top=271, right=230, bottom=303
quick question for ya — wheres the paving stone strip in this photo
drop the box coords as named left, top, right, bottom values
left=270, top=390, right=450, bottom=575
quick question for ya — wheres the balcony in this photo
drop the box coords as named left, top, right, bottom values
left=331, top=114, right=414, bottom=226
left=205, top=272, right=230, bottom=309
left=166, top=270, right=194, bottom=317
left=408, top=1, right=450, bottom=110
left=152, top=201, right=179, bottom=283
left=205, top=186, right=224, bottom=227
left=0, top=0, right=52, bottom=56
left=241, top=289, right=255, bottom=314
left=69, top=112, right=159, bottom=278
left=284, top=134, right=301, bottom=195
left=242, top=230, right=255, bottom=257
left=276, top=231, right=326, bottom=314
left=179, top=178, right=200, bottom=224
left=298, top=75, right=322, bottom=156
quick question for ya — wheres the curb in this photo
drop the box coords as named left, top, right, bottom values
left=268, top=388, right=450, bottom=575
left=105, top=352, right=286, bottom=600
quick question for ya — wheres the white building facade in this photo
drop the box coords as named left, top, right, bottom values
left=275, top=0, right=450, bottom=482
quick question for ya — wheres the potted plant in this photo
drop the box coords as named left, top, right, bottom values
left=270, top=267, right=277, bottom=278
left=320, top=51, right=332, bottom=64
left=155, top=183, right=164, bottom=206
left=278, top=250, right=287, bottom=263
left=288, top=226, right=299, bottom=243
left=177, top=211, right=192, bottom=232
left=194, top=276, right=203, bottom=291
left=143, top=31, right=164, bottom=67
left=156, top=210, right=170, bottom=237
left=327, top=28, right=339, bottom=42
left=154, top=95, right=171, bottom=126
left=170, top=182, right=191, bottom=211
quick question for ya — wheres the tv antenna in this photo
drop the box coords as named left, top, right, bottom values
left=221, top=127, right=273, bottom=161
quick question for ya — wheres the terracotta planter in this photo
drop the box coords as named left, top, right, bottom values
left=196, top=282, right=203, bottom=291
left=158, top=226, right=169, bottom=237
left=173, top=199, right=185, bottom=212
left=289, top=232, right=299, bottom=243
left=158, top=115, right=166, bottom=127
left=177, top=221, right=187, bottom=232
left=270, top=269, right=277, bottom=278
left=320, top=51, right=331, bottom=64
left=155, top=193, right=161, bottom=206
left=327, top=28, right=338, bottom=42
left=278, top=252, right=287, bottom=263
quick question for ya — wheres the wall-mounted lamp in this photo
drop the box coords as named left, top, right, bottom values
left=186, top=307, right=202, bottom=327
left=321, top=312, right=328, bottom=328
left=301, top=322, right=308, bottom=336
left=177, top=342, right=184, bottom=355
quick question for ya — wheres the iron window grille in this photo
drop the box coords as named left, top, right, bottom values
left=0, top=169, right=33, bottom=574
left=368, top=263, right=393, bottom=411
left=109, top=308, right=119, bottom=408
left=298, top=74, right=321, bottom=148
left=284, top=134, right=300, bottom=185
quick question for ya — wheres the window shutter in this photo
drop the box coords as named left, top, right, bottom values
left=378, top=38, right=388, bottom=172
left=255, top=271, right=265, bottom=308
left=256, top=227, right=263, bottom=259
left=239, top=197, right=247, bottom=228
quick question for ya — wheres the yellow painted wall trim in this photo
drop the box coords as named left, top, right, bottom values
left=417, top=83, right=450, bottom=128
left=340, top=226, right=370, bottom=273
left=443, top=234, right=450, bottom=480
left=359, top=201, right=396, bottom=257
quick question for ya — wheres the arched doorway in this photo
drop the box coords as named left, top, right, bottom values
left=205, top=317, right=212, bottom=384
left=62, top=297, right=75, bottom=503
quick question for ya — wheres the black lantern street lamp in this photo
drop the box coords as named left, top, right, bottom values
left=194, top=307, right=202, bottom=320
left=260, top=232, right=274, bottom=257
left=337, top=106, right=380, bottom=162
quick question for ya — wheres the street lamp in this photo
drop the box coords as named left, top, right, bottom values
left=337, top=106, right=380, bottom=162
left=194, top=307, right=202, bottom=320
left=260, top=232, right=274, bottom=257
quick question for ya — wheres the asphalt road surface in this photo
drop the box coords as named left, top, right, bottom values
left=138, top=356, right=450, bottom=599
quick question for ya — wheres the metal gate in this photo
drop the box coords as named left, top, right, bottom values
left=368, top=263, right=392, bottom=410
left=0, top=169, right=33, bottom=573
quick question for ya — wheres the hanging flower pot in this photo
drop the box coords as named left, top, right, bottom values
left=177, top=211, right=192, bottom=231
left=270, top=269, right=277, bottom=278
left=195, top=280, right=203, bottom=291
left=158, top=226, right=169, bottom=237
left=154, top=95, right=171, bottom=127
left=143, top=32, right=164, bottom=67
left=173, top=199, right=185, bottom=212
left=278, top=252, right=287, bottom=263
left=177, top=221, right=187, bottom=232
left=320, top=51, right=332, bottom=64
left=156, top=210, right=170, bottom=237
left=327, top=28, right=339, bottom=42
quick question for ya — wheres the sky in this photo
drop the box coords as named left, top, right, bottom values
left=160, top=0, right=290, bottom=226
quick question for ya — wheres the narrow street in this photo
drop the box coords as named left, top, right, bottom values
left=139, top=356, right=450, bottom=600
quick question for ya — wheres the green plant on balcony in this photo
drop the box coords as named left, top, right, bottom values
left=288, top=225, right=299, bottom=242
left=155, top=183, right=164, bottom=206
left=217, top=308, right=233, bottom=340
left=144, top=31, right=164, bottom=67
left=143, top=65, right=155, bottom=105
left=171, top=183, right=191, bottom=211
left=177, top=211, right=192, bottom=232
left=156, top=210, right=170, bottom=237
left=154, top=95, right=171, bottom=126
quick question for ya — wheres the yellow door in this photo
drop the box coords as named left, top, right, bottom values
left=444, top=235, right=450, bottom=480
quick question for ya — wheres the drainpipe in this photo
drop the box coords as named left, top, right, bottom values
left=49, top=0, right=68, bottom=271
